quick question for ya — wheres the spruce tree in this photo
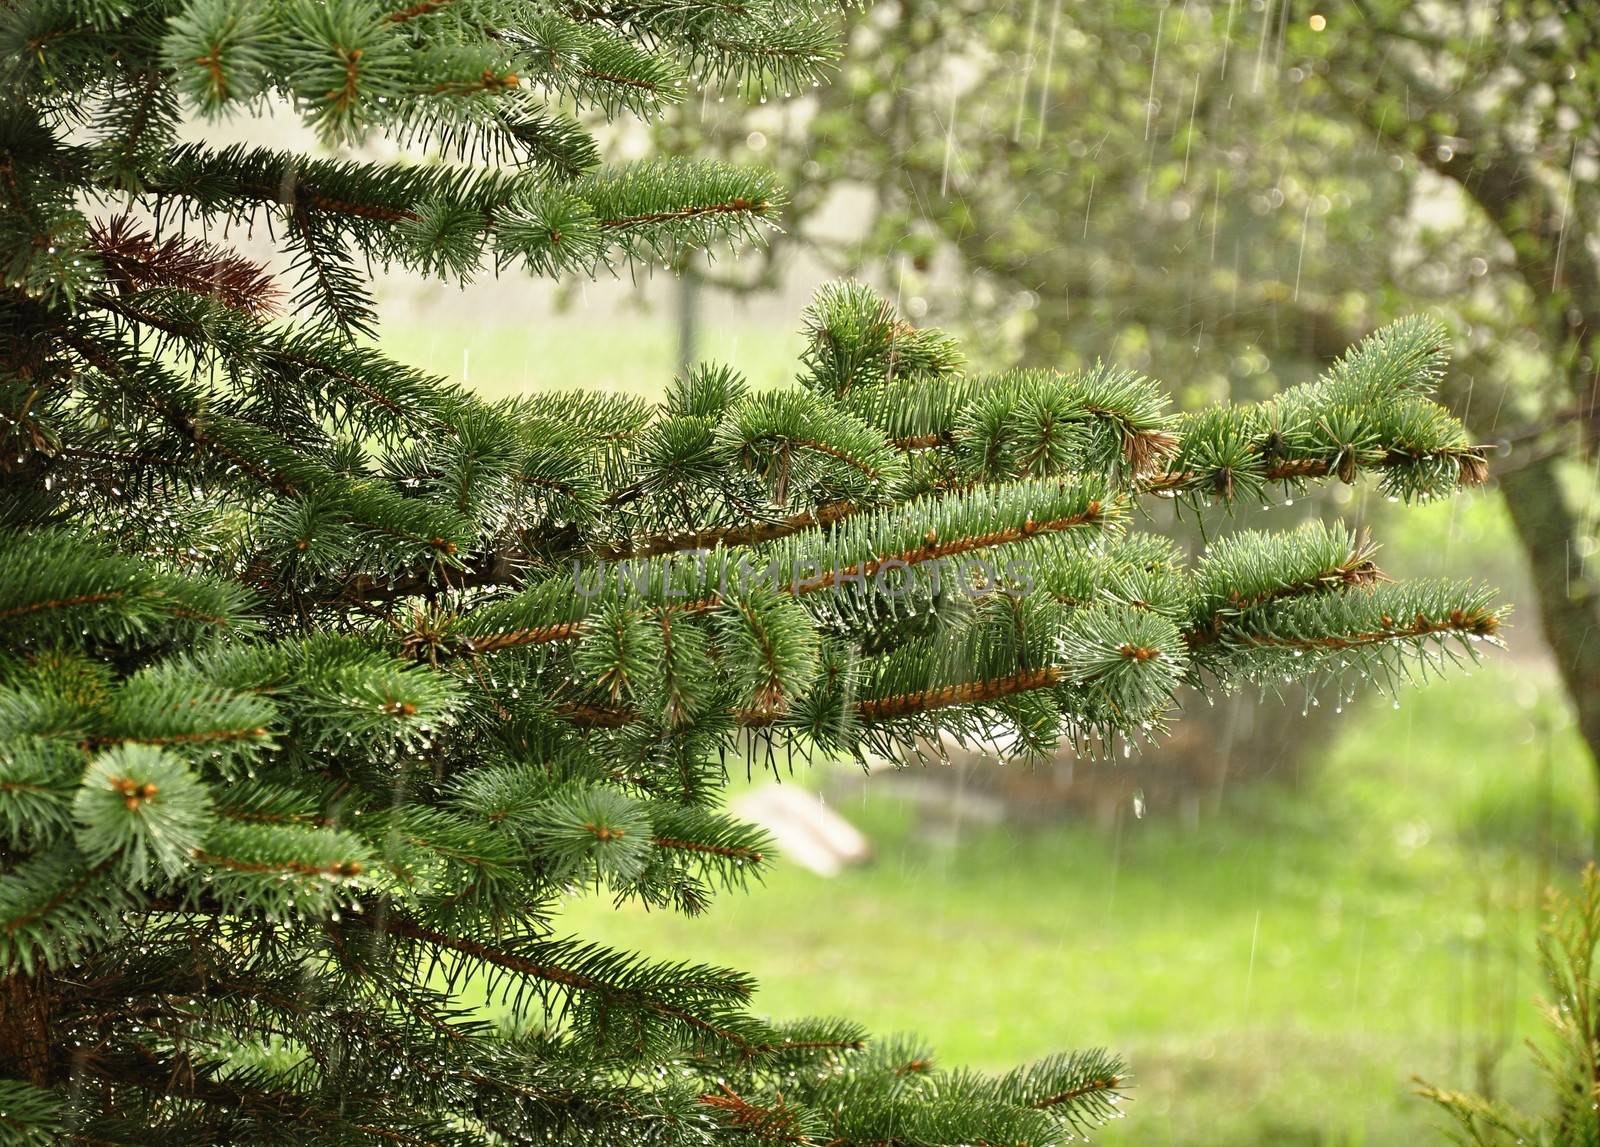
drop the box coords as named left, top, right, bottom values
left=0, top=3, right=1503, bottom=1143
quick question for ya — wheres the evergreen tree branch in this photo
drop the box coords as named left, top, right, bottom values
left=0, top=10, right=1506, bottom=1141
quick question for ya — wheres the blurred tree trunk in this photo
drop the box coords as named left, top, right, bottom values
left=1496, top=455, right=1600, bottom=784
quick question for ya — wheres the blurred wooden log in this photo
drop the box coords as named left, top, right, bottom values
left=732, top=784, right=872, bottom=877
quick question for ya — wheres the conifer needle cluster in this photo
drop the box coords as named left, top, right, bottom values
left=0, top=2, right=1500, bottom=1143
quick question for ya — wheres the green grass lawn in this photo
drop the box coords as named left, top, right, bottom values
left=399, top=310, right=1593, bottom=1145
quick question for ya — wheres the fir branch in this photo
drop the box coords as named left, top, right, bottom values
left=595, top=499, right=857, bottom=560
left=1234, top=607, right=1500, bottom=651
left=650, top=835, right=764, bottom=863
left=789, top=499, right=1109, bottom=598
left=1142, top=443, right=1490, bottom=500
left=569, top=667, right=1069, bottom=731
left=1183, top=522, right=1387, bottom=649
left=378, top=916, right=763, bottom=1052
left=137, top=144, right=781, bottom=282
left=848, top=667, right=1065, bottom=724
left=386, top=1, right=458, bottom=23
left=87, top=214, right=280, bottom=316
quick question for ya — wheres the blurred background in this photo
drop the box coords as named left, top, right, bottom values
left=358, top=2, right=1600, bottom=1143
